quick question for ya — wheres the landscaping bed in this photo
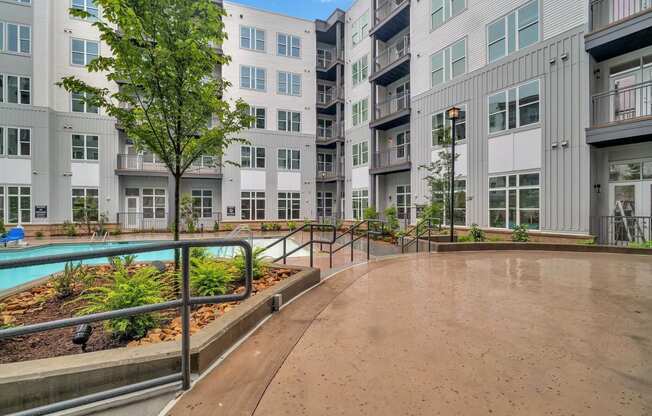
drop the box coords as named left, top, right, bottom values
left=0, top=252, right=296, bottom=365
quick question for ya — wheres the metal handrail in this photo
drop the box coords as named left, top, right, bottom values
left=372, top=145, right=411, bottom=169
left=0, top=239, right=252, bottom=416
left=375, top=35, right=410, bottom=72
left=375, top=0, right=408, bottom=25
left=401, top=218, right=440, bottom=253
left=591, top=80, right=652, bottom=126
left=376, top=90, right=411, bottom=120
left=589, top=0, right=652, bottom=32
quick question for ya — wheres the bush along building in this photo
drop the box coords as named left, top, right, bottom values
left=0, top=0, right=651, bottom=244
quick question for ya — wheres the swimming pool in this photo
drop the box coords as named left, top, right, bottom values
left=0, top=238, right=307, bottom=291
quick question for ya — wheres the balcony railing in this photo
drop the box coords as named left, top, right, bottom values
left=376, top=0, right=408, bottom=25
left=591, top=80, right=652, bottom=127
left=376, top=90, right=410, bottom=120
left=372, top=145, right=410, bottom=170
left=117, top=212, right=169, bottom=231
left=593, top=215, right=651, bottom=246
left=316, top=48, right=344, bottom=69
left=375, top=35, right=410, bottom=72
left=590, top=0, right=652, bottom=31
left=117, top=154, right=222, bottom=175
left=317, top=121, right=343, bottom=140
left=316, top=85, right=344, bottom=105
left=317, top=170, right=338, bottom=180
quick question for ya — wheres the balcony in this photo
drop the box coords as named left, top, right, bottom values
left=317, top=122, right=344, bottom=144
left=370, top=146, right=411, bottom=175
left=316, top=48, right=344, bottom=81
left=586, top=0, right=652, bottom=61
left=116, top=154, right=223, bottom=178
left=371, top=91, right=411, bottom=130
left=316, top=169, right=340, bottom=182
left=316, top=85, right=344, bottom=115
left=371, top=35, right=410, bottom=86
left=587, top=80, right=652, bottom=146
left=370, top=0, right=410, bottom=42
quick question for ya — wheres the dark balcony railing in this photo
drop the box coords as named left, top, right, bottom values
left=593, top=215, right=651, bottom=246
left=317, top=121, right=344, bottom=141
left=117, top=212, right=170, bottom=231
left=375, top=35, right=410, bottom=72
left=317, top=85, right=344, bottom=105
left=317, top=170, right=338, bottom=180
left=376, top=90, right=410, bottom=120
left=316, top=48, right=344, bottom=69
left=591, top=80, right=652, bottom=127
left=372, top=145, right=410, bottom=170
left=590, top=0, right=652, bottom=31
left=117, top=155, right=222, bottom=175
left=376, top=0, right=408, bottom=25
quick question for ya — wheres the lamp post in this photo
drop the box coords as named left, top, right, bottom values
left=446, top=106, right=460, bottom=243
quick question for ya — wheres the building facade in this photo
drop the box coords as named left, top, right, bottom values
left=1, top=0, right=651, bottom=241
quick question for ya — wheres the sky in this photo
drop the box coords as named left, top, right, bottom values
left=230, top=0, right=354, bottom=21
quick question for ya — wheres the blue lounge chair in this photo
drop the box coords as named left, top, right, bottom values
left=1, top=227, right=25, bottom=247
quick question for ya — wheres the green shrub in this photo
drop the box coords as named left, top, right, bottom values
left=511, top=225, right=530, bottom=242
left=0, top=219, right=6, bottom=236
left=272, top=223, right=282, bottom=231
left=190, top=259, right=235, bottom=296
left=578, top=238, right=597, bottom=246
left=287, top=221, right=297, bottom=231
left=628, top=241, right=652, bottom=249
left=110, top=229, right=122, bottom=236
left=260, top=222, right=269, bottom=232
left=108, top=255, right=136, bottom=270
left=54, top=262, right=82, bottom=298
left=75, top=267, right=166, bottom=340
left=468, top=224, right=486, bottom=242
left=35, top=231, right=44, bottom=239
left=383, top=206, right=400, bottom=234
left=63, top=221, right=77, bottom=237
left=221, top=223, right=234, bottom=232
left=233, top=247, right=268, bottom=280
left=457, top=235, right=473, bottom=242
left=363, top=206, right=379, bottom=220
left=213, top=222, right=220, bottom=232
left=190, top=247, right=211, bottom=262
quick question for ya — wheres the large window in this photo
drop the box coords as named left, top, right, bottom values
left=241, top=191, right=265, bottom=220
left=277, top=72, right=301, bottom=96
left=610, top=161, right=652, bottom=181
left=352, top=142, right=369, bottom=167
left=318, top=119, right=334, bottom=138
left=278, top=192, right=300, bottom=220
left=72, top=134, right=99, bottom=160
left=2, top=22, right=31, bottom=54
left=351, top=11, right=369, bottom=47
left=352, top=55, right=369, bottom=86
left=352, top=98, right=369, bottom=126
left=489, top=172, right=539, bottom=229
left=72, top=92, right=99, bottom=113
left=72, top=187, right=99, bottom=222
left=431, top=38, right=466, bottom=88
left=487, top=0, right=539, bottom=64
left=431, top=0, right=465, bottom=30
left=1, top=74, right=31, bottom=105
left=396, top=185, right=411, bottom=220
left=396, top=130, right=410, bottom=158
left=241, top=146, right=265, bottom=169
left=488, top=79, right=540, bottom=134
left=278, top=149, right=300, bottom=171
left=277, top=33, right=300, bottom=57
left=142, top=188, right=166, bottom=219
left=248, top=106, right=266, bottom=129
left=240, top=66, right=266, bottom=91
left=317, top=191, right=333, bottom=218
left=240, top=26, right=265, bottom=51
left=192, top=189, right=213, bottom=219
left=431, top=104, right=467, bottom=146
left=318, top=153, right=334, bottom=172
left=278, top=110, right=301, bottom=132
left=4, top=128, right=31, bottom=156
left=71, top=0, right=100, bottom=21
left=6, top=186, right=30, bottom=224
left=71, top=39, right=99, bottom=66
left=352, top=188, right=369, bottom=220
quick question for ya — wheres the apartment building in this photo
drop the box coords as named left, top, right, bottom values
left=1, top=0, right=651, bottom=242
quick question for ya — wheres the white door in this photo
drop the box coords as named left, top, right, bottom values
left=611, top=72, right=639, bottom=122
left=609, top=183, right=642, bottom=243
left=125, top=196, right=140, bottom=229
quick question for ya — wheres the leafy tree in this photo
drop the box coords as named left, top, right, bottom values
left=58, top=0, right=252, bottom=248
left=383, top=206, right=400, bottom=234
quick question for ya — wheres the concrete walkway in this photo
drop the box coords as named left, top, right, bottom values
left=167, top=251, right=652, bottom=416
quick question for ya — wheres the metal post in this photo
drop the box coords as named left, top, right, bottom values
left=180, top=246, right=191, bottom=391
left=329, top=244, right=333, bottom=268
left=366, top=228, right=370, bottom=261
left=350, top=227, right=354, bottom=262
left=310, top=226, right=314, bottom=268
left=450, top=117, right=456, bottom=243
left=416, top=222, right=419, bottom=253
left=428, top=219, right=432, bottom=252
left=283, top=238, right=287, bottom=265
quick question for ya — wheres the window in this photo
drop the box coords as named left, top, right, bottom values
left=352, top=189, right=369, bottom=220
left=352, top=55, right=369, bottom=86
left=5, top=128, right=30, bottom=156
left=241, top=146, right=265, bottom=169
left=1, top=75, right=31, bottom=104
left=433, top=179, right=466, bottom=225
left=192, top=189, right=213, bottom=219
left=317, top=48, right=332, bottom=68
left=72, top=188, right=99, bottom=222
left=431, top=0, right=466, bottom=30
left=72, top=92, right=99, bottom=113
left=278, top=110, right=301, bottom=132
left=610, top=161, right=652, bottom=181
left=318, top=119, right=334, bottom=138
left=488, top=79, right=539, bottom=133
left=352, top=142, right=369, bottom=167
left=7, top=186, right=30, bottom=224
left=240, top=26, right=265, bottom=51
left=318, top=153, right=334, bottom=172
left=351, top=11, right=369, bottom=47
left=396, top=131, right=410, bottom=159
left=352, top=98, right=369, bottom=126
left=247, top=106, right=266, bottom=129
left=3, top=23, right=31, bottom=54
left=489, top=172, right=539, bottom=229
left=431, top=38, right=466, bottom=88
left=142, top=188, right=166, bottom=219
left=487, top=0, right=539, bottom=64
left=277, top=72, right=301, bottom=96
left=278, top=192, right=300, bottom=220
left=317, top=191, right=333, bottom=217
left=241, top=191, right=265, bottom=220
left=431, top=105, right=467, bottom=146
left=278, top=149, right=300, bottom=171
left=71, top=0, right=100, bottom=21
left=277, top=33, right=300, bottom=57
left=396, top=185, right=411, bottom=220
left=72, top=134, right=99, bottom=161
left=71, top=39, right=99, bottom=66
left=240, top=66, right=266, bottom=91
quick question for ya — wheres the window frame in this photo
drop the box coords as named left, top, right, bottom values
left=71, top=38, right=100, bottom=67
left=488, top=171, right=540, bottom=230
left=72, top=133, right=99, bottom=161
left=240, top=26, right=265, bottom=52
left=142, top=188, right=167, bottom=220
left=277, top=110, right=301, bottom=132
left=72, top=187, right=99, bottom=222
left=351, top=11, right=369, bottom=48
left=430, top=38, right=466, bottom=89
left=4, top=127, right=31, bottom=157
left=431, top=104, right=467, bottom=146
left=277, top=71, right=302, bottom=96
left=1, top=74, right=31, bottom=105
left=352, top=55, right=369, bottom=86
left=277, top=148, right=301, bottom=171
left=241, top=191, right=266, bottom=220
left=487, top=79, right=540, bottom=134
left=352, top=98, right=369, bottom=126
left=191, top=189, right=213, bottom=219
left=351, top=188, right=369, bottom=220
left=486, top=0, right=540, bottom=64
left=431, top=0, right=466, bottom=31
left=277, top=192, right=301, bottom=220
left=5, top=185, right=31, bottom=224
left=3, top=22, right=31, bottom=55
left=240, top=65, right=266, bottom=91
left=247, top=105, right=266, bottom=129
left=71, top=92, right=99, bottom=114
left=71, top=0, right=100, bottom=21
left=277, top=33, right=301, bottom=58
left=240, top=146, right=266, bottom=169
left=352, top=141, right=369, bottom=167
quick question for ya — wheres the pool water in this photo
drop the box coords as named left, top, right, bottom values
left=0, top=238, right=307, bottom=291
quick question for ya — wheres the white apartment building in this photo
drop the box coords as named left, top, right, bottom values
left=1, top=0, right=651, bottom=243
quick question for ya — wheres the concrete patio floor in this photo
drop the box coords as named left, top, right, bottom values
left=167, top=251, right=652, bottom=416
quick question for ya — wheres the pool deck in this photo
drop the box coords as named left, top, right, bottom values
left=167, top=250, right=652, bottom=416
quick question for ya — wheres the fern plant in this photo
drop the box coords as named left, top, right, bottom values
left=190, top=259, right=235, bottom=296
left=468, top=224, right=486, bottom=242
left=54, top=262, right=83, bottom=298
left=233, top=247, right=268, bottom=280
left=512, top=224, right=530, bottom=242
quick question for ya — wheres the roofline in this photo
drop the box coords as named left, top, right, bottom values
left=223, top=0, right=316, bottom=24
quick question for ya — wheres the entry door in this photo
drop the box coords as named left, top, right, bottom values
left=125, top=196, right=140, bottom=229
left=611, top=72, right=639, bottom=122
left=609, top=183, right=643, bottom=243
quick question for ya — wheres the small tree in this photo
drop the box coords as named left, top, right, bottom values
left=72, top=196, right=99, bottom=235
left=180, top=194, right=198, bottom=233
left=58, top=0, right=252, bottom=250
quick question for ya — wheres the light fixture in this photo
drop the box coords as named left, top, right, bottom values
left=72, top=324, right=93, bottom=352
left=446, top=106, right=461, bottom=121
left=594, top=184, right=601, bottom=194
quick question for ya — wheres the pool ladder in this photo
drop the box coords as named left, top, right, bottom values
left=90, top=231, right=110, bottom=242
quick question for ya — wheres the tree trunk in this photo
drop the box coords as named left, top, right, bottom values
left=174, top=172, right=181, bottom=272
